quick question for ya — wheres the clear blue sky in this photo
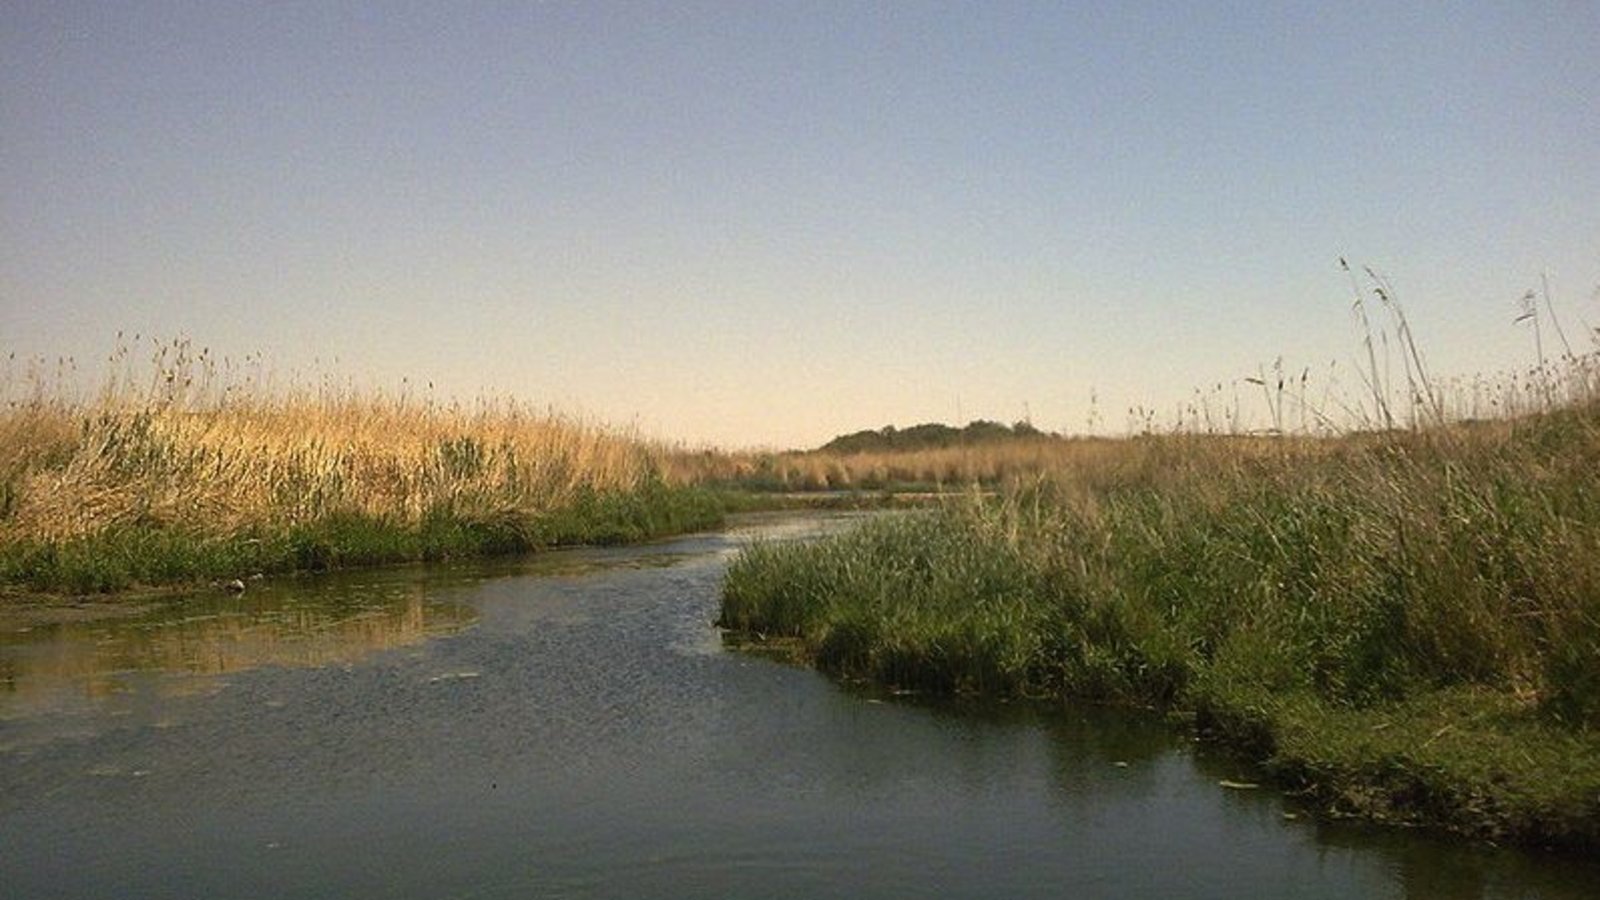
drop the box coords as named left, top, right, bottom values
left=4, top=2, right=1597, bottom=447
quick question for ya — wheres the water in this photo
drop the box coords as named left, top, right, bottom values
left=2, top=511, right=1595, bottom=899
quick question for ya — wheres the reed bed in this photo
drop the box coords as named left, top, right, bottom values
left=717, top=348, right=1600, bottom=493
left=0, top=339, right=725, bottom=592
left=721, top=349, right=1600, bottom=849
left=704, top=438, right=1118, bottom=492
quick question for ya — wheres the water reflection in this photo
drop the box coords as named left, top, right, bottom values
left=0, top=509, right=833, bottom=727
left=1299, top=811, right=1597, bottom=900
left=2, top=511, right=1597, bottom=899
left=0, top=579, right=476, bottom=722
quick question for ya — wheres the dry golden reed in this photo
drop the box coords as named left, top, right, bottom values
left=0, top=338, right=714, bottom=545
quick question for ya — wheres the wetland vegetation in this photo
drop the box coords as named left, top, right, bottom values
left=721, top=342, right=1600, bottom=852
left=5, top=282, right=1599, bottom=859
left=0, top=340, right=1134, bottom=596
left=0, top=339, right=728, bottom=595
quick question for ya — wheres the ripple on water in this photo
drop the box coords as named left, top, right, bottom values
left=2, top=511, right=1598, bottom=900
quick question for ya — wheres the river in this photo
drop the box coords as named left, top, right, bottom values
left=2, top=511, right=1595, bottom=899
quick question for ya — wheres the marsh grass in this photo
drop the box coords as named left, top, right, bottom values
left=0, top=338, right=725, bottom=593
left=714, top=437, right=1128, bottom=492
left=718, top=268, right=1600, bottom=496
left=720, top=350, right=1600, bottom=847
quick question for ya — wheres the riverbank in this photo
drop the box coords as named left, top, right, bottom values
left=0, top=486, right=954, bottom=598
left=0, top=342, right=745, bottom=596
left=718, top=399, right=1600, bottom=852
left=0, top=478, right=729, bottom=596
left=3, top=340, right=995, bottom=598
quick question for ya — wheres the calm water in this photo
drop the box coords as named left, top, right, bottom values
left=2, top=512, right=1595, bottom=899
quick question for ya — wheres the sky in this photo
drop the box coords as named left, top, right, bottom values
left=3, top=2, right=1597, bottom=448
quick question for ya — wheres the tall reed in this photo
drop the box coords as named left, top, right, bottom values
left=0, top=338, right=726, bottom=590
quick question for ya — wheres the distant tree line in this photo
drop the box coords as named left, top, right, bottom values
left=816, top=420, right=1048, bottom=454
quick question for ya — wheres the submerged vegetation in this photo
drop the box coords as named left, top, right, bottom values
left=0, top=338, right=724, bottom=594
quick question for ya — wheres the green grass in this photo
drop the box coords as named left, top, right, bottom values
left=1200, top=685, right=1600, bottom=850
left=719, top=402, right=1600, bottom=850
left=1, top=479, right=725, bottom=595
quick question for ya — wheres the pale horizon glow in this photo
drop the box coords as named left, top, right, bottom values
left=3, top=3, right=1597, bottom=449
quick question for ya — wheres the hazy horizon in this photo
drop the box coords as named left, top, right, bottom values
left=5, top=3, right=1597, bottom=449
